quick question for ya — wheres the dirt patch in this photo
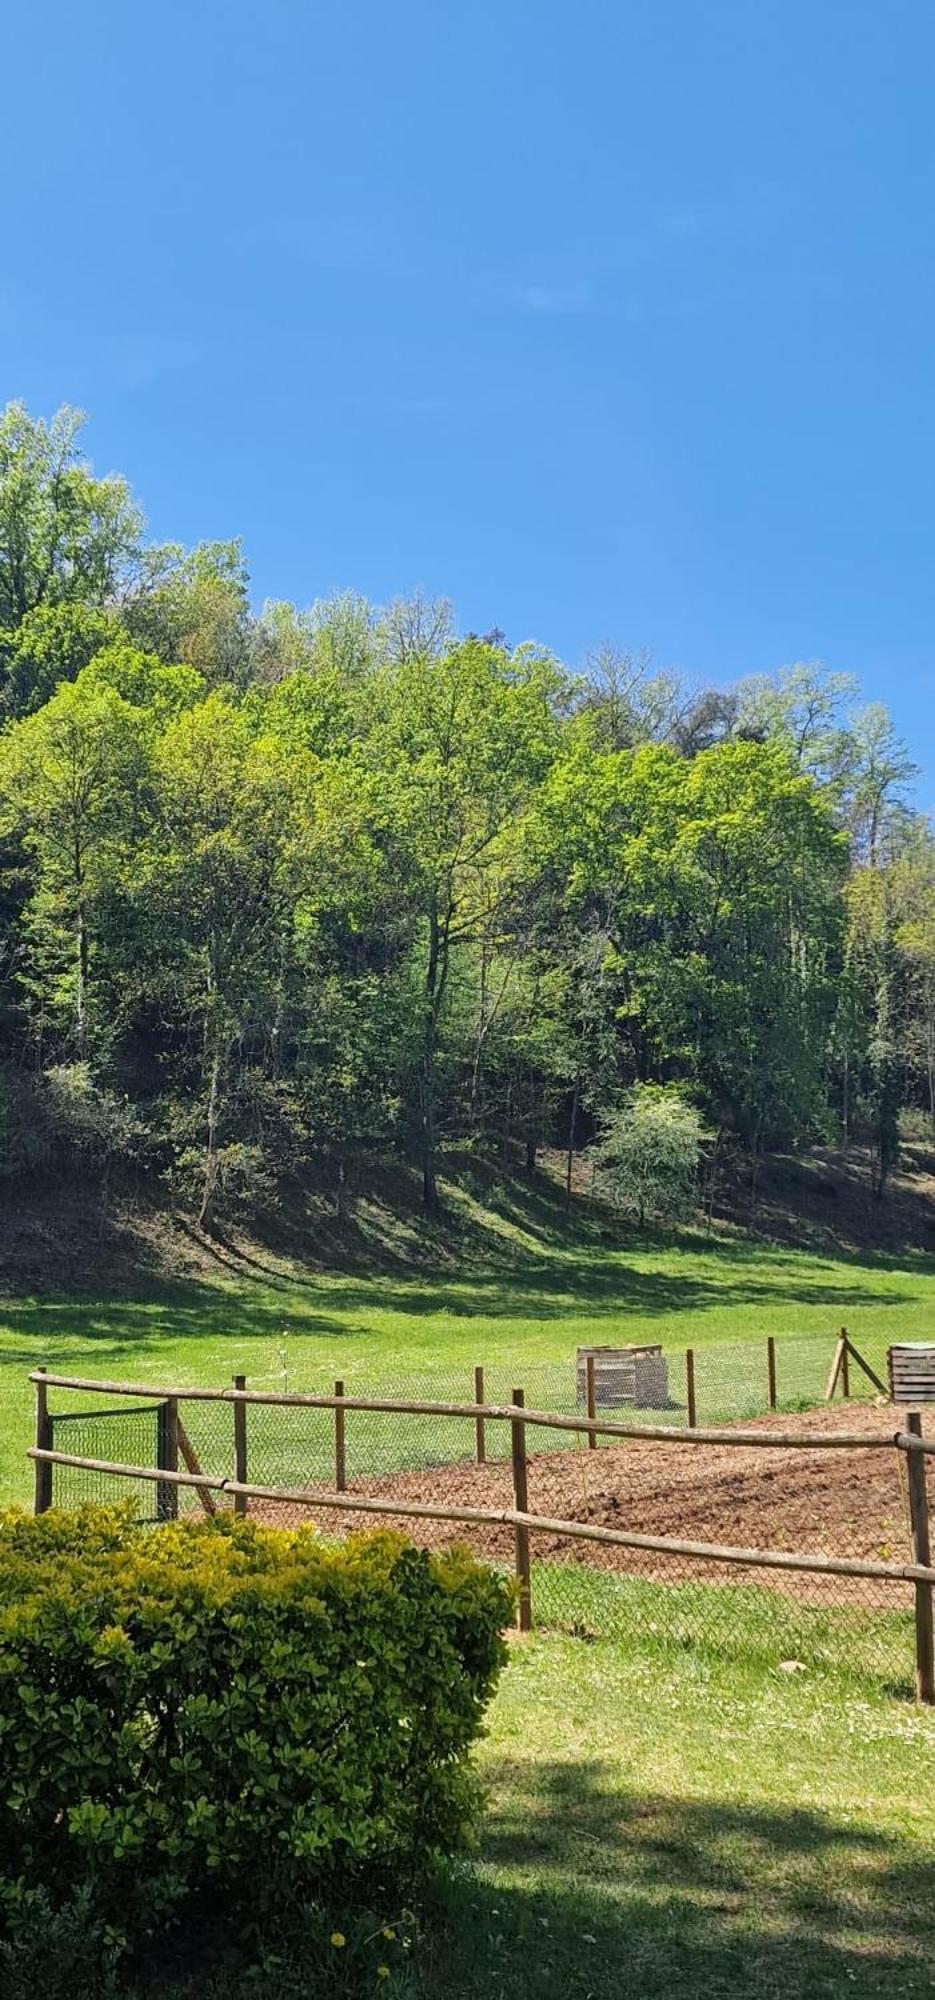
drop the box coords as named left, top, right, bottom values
left=253, top=1402, right=933, bottom=1608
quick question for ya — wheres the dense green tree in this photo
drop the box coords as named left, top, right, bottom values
left=0, top=670, right=153, bottom=1059
left=0, top=403, right=141, bottom=629
left=134, top=695, right=303, bottom=1231
left=0, top=398, right=930, bottom=1232
left=123, top=540, right=253, bottom=688
left=893, top=832, right=935, bottom=1132
left=0, top=602, right=119, bottom=719
left=369, top=638, right=563, bottom=1207
left=530, top=737, right=845, bottom=1165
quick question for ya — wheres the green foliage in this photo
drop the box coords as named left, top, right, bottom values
left=0, top=397, right=931, bottom=1222
left=0, top=1885, right=124, bottom=2000
left=0, top=603, right=118, bottom=720
left=590, top=1085, right=703, bottom=1226
left=41, top=1064, right=150, bottom=1166
left=0, top=1508, right=511, bottom=1950
left=123, top=539, right=252, bottom=688
left=0, top=403, right=141, bottom=630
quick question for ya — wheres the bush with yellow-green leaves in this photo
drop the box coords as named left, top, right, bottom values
left=0, top=1507, right=511, bottom=1953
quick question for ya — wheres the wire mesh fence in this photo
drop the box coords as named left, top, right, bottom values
left=29, top=1326, right=933, bottom=1702
left=49, top=1406, right=168, bottom=1520
left=165, top=1328, right=893, bottom=1491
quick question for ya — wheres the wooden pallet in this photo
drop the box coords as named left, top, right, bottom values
left=888, top=1344, right=935, bottom=1405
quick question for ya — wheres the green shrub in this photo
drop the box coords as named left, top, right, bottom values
left=0, top=1885, right=124, bottom=2000
left=590, top=1085, right=703, bottom=1227
left=0, top=1507, right=511, bottom=1948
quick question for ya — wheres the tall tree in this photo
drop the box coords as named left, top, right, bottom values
left=138, top=695, right=301, bottom=1232
left=371, top=639, right=562, bottom=1206
left=0, top=671, right=152, bottom=1060
left=0, top=403, right=141, bottom=629
left=123, top=540, right=252, bottom=688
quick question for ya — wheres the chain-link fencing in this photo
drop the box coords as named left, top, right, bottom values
left=31, top=1327, right=932, bottom=1701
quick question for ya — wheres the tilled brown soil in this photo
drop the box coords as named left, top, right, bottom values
left=254, top=1402, right=933, bottom=1607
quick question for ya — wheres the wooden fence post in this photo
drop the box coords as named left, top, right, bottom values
left=157, top=1396, right=179, bottom=1522
left=233, top=1374, right=248, bottom=1516
left=686, top=1348, right=697, bottom=1430
left=335, top=1379, right=347, bottom=1493
left=767, top=1336, right=777, bottom=1411
left=825, top=1333, right=847, bottom=1401
left=905, top=1413, right=934, bottom=1705
left=474, top=1366, right=486, bottom=1465
left=840, top=1328, right=850, bottom=1399
left=586, top=1354, right=597, bottom=1449
left=511, top=1387, right=532, bottom=1633
left=34, top=1367, right=52, bottom=1515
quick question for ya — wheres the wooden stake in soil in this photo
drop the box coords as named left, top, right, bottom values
left=827, top=1329, right=887, bottom=1402
left=844, top=1336, right=888, bottom=1398
left=156, top=1396, right=179, bottom=1522
left=474, top=1366, right=486, bottom=1465
left=177, top=1417, right=217, bottom=1517
left=825, top=1334, right=847, bottom=1401
left=686, top=1348, right=697, bottom=1429
left=233, top=1375, right=248, bottom=1517
left=767, top=1336, right=777, bottom=1411
left=586, top=1354, right=597, bottom=1449
left=511, top=1386, right=532, bottom=1632
left=33, top=1367, right=52, bottom=1515
left=905, top=1411, right=934, bottom=1705
left=334, top=1380, right=347, bottom=1494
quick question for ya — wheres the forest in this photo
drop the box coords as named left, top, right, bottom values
left=0, top=401, right=932, bottom=1237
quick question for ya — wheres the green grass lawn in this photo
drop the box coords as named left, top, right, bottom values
left=414, top=1628, right=935, bottom=1999
left=2, top=1228, right=934, bottom=1505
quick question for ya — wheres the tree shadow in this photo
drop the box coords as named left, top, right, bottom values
left=0, top=1244, right=922, bottom=1367
left=423, top=1761, right=935, bottom=1996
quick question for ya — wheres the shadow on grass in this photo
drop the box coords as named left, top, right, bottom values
left=421, top=1763, right=935, bottom=1998
left=2, top=1203, right=931, bottom=1380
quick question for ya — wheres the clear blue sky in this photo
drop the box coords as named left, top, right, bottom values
left=3, top=2, right=933, bottom=804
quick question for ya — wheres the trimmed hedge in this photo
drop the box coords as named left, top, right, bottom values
left=0, top=1507, right=512, bottom=1940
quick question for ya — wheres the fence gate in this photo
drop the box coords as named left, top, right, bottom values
left=47, top=1402, right=173, bottom=1521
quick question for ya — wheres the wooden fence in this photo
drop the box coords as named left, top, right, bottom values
left=28, top=1368, right=935, bottom=1704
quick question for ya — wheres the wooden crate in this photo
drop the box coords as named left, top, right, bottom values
left=576, top=1344, right=670, bottom=1410
left=888, top=1344, right=935, bottom=1404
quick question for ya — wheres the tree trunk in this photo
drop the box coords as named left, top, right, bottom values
left=748, top=1112, right=764, bottom=1219
left=565, top=1076, right=580, bottom=1208
left=525, top=1136, right=537, bottom=1174
left=469, top=934, right=489, bottom=1138
left=197, top=1034, right=223, bottom=1235
left=74, top=834, right=88, bottom=1060
left=926, top=1010, right=935, bottom=1136
left=75, top=892, right=89, bottom=1060
left=420, top=904, right=443, bottom=1210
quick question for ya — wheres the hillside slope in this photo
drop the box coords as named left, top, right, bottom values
left=1, top=1141, right=933, bottom=1297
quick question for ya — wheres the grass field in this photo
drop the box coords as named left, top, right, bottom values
left=2, top=1227, right=934, bottom=1506
left=415, top=1627, right=935, bottom=1999
left=2, top=1209, right=934, bottom=1997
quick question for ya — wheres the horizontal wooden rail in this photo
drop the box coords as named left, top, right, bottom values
left=28, top=1372, right=928, bottom=1452
left=26, top=1447, right=935, bottom=1589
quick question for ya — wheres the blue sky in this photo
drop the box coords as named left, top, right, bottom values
left=3, top=1, right=934, bottom=804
